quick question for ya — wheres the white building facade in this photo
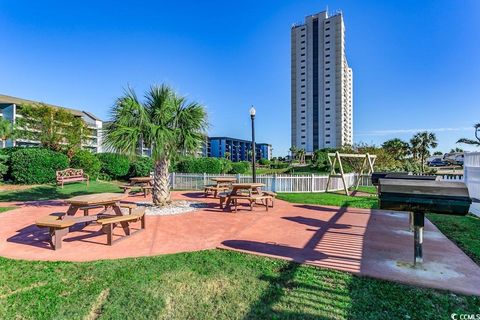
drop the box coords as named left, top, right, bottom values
left=291, top=11, right=353, bottom=153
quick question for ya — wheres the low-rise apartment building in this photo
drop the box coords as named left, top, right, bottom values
left=0, top=94, right=103, bottom=153
left=203, top=136, right=272, bottom=162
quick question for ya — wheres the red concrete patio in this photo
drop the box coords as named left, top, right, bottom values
left=0, top=191, right=479, bottom=296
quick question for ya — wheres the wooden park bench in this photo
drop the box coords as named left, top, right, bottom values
left=97, top=207, right=146, bottom=245
left=56, top=168, right=89, bottom=188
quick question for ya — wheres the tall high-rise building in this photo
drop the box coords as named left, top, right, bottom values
left=291, top=11, right=353, bottom=153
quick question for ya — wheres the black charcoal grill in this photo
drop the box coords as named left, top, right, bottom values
left=377, top=178, right=471, bottom=266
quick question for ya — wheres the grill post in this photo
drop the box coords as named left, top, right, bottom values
left=412, top=211, right=425, bottom=266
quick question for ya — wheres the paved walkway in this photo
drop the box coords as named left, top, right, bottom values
left=0, top=191, right=479, bottom=296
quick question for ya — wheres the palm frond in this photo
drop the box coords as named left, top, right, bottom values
left=103, top=87, right=148, bottom=156
left=457, top=138, right=480, bottom=146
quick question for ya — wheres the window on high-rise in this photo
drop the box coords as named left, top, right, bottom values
left=325, top=28, right=330, bottom=31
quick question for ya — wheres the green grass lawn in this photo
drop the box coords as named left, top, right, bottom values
left=427, top=213, right=480, bottom=265
left=0, top=250, right=478, bottom=319
left=0, top=207, right=16, bottom=213
left=277, top=186, right=378, bottom=209
left=0, top=181, right=122, bottom=202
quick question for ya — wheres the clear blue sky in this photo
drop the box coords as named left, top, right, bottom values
left=1, top=0, right=479, bottom=156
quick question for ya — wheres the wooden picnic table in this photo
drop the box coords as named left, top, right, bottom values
left=122, top=177, right=154, bottom=197
left=64, top=192, right=127, bottom=223
left=211, top=177, right=237, bottom=183
left=130, top=177, right=153, bottom=185
left=223, top=183, right=266, bottom=208
left=204, top=177, right=237, bottom=198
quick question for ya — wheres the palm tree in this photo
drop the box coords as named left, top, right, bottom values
left=0, top=117, right=13, bottom=148
left=382, top=138, right=410, bottom=160
left=457, top=123, right=480, bottom=147
left=224, top=151, right=231, bottom=160
left=410, top=131, right=438, bottom=172
left=296, top=148, right=306, bottom=164
left=104, top=85, right=207, bottom=206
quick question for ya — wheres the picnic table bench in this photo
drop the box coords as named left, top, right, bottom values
left=204, top=177, right=237, bottom=198
left=56, top=168, right=89, bottom=188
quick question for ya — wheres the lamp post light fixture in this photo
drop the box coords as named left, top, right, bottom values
left=250, top=106, right=256, bottom=183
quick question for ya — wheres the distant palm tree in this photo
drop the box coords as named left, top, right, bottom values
left=104, top=84, right=207, bottom=206
left=296, top=148, right=306, bottom=164
left=457, top=123, right=480, bottom=147
left=381, top=138, right=410, bottom=160
left=224, top=151, right=231, bottom=160
left=410, top=131, right=438, bottom=172
left=0, top=118, right=12, bottom=148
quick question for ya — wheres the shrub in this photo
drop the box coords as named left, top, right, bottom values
left=0, top=154, right=8, bottom=180
left=10, top=148, right=69, bottom=184
left=129, top=156, right=154, bottom=177
left=219, top=158, right=233, bottom=174
left=258, top=158, right=271, bottom=166
left=229, top=161, right=250, bottom=174
left=96, top=153, right=130, bottom=179
left=270, top=162, right=289, bottom=169
left=176, top=157, right=225, bottom=174
left=70, top=150, right=101, bottom=180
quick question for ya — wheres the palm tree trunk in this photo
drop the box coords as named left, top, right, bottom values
left=153, top=155, right=171, bottom=206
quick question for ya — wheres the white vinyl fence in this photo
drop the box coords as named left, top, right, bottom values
left=168, top=173, right=372, bottom=193
left=464, top=152, right=480, bottom=201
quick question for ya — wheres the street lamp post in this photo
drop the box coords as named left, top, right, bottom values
left=250, top=106, right=256, bottom=183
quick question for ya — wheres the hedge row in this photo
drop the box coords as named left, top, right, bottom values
left=0, top=148, right=155, bottom=184
left=175, top=157, right=250, bottom=174
left=0, top=148, right=254, bottom=184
